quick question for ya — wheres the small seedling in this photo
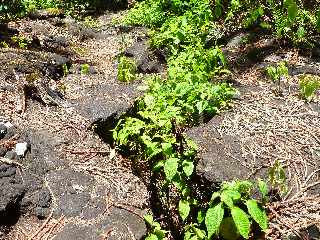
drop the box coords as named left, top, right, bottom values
left=80, top=64, right=90, bottom=75
left=83, top=16, right=100, bottom=29
left=299, top=74, right=320, bottom=102
left=268, top=160, right=288, bottom=197
left=0, top=41, right=9, bottom=48
left=62, top=63, right=69, bottom=77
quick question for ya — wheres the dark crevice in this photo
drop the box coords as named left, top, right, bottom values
left=0, top=198, right=24, bottom=238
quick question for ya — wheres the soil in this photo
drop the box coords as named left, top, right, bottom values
left=0, top=8, right=319, bottom=240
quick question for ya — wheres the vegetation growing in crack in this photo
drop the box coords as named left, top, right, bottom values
left=114, top=0, right=319, bottom=239
left=112, top=0, right=273, bottom=239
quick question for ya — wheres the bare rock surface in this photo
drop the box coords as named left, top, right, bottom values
left=70, top=82, right=140, bottom=124
left=187, top=115, right=255, bottom=184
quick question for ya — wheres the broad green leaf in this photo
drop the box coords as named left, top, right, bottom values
left=154, top=229, right=166, bottom=239
left=164, top=158, right=179, bottom=181
left=221, top=190, right=240, bottom=208
left=184, top=231, right=193, bottom=240
left=182, top=160, right=194, bottom=177
left=235, top=181, right=253, bottom=196
left=145, top=234, right=159, bottom=240
left=231, top=207, right=251, bottom=239
left=316, top=9, right=320, bottom=31
left=210, top=192, right=220, bottom=203
left=144, top=214, right=154, bottom=226
left=297, top=26, right=305, bottom=39
left=220, top=217, right=240, bottom=240
left=205, top=203, right=224, bottom=238
left=179, top=199, right=190, bottom=221
left=144, top=95, right=155, bottom=107
left=172, top=175, right=186, bottom=191
left=153, top=160, right=164, bottom=172
left=193, top=227, right=206, bottom=239
left=246, top=200, right=268, bottom=231
left=161, top=142, right=173, bottom=155
left=286, top=0, right=298, bottom=22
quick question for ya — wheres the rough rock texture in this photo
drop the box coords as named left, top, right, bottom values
left=0, top=164, right=25, bottom=213
left=54, top=207, right=146, bottom=240
left=125, top=38, right=165, bottom=74
left=187, top=115, right=257, bottom=184
left=46, top=169, right=94, bottom=217
left=0, top=48, right=69, bottom=106
left=70, top=82, right=140, bottom=124
left=1, top=12, right=150, bottom=240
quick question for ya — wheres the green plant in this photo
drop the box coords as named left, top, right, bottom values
left=114, top=1, right=273, bottom=239
left=62, top=63, right=69, bottom=77
left=83, top=16, right=100, bottom=29
left=268, top=160, right=288, bottom=197
left=123, top=0, right=166, bottom=27
left=184, top=181, right=268, bottom=240
left=299, top=74, right=320, bottom=102
left=80, top=63, right=90, bottom=75
left=265, top=61, right=289, bottom=82
left=11, top=34, right=30, bottom=49
left=117, top=56, right=137, bottom=82
left=0, top=41, right=9, bottom=48
left=144, top=215, right=167, bottom=240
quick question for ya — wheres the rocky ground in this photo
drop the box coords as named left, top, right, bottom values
left=0, top=8, right=319, bottom=240
left=0, top=10, right=152, bottom=240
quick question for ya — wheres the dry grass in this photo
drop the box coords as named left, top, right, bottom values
left=217, top=53, right=320, bottom=238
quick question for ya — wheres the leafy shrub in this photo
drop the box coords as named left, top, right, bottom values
left=299, top=74, right=320, bottom=102
left=0, top=0, right=25, bottom=20
left=117, top=56, right=137, bottom=82
left=21, top=0, right=58, bottom=13
left=0, top=0, right=127, bottom=20
left=11, top=34, right=30, bottom=49
left=123, top=1, right=166, bottom=27
left=185, top=181, right=268, bottom=240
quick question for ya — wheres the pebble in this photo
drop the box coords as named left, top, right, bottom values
left=0, top=124, right=7, bottom=140
left=15, top=142, right=28, bottom=157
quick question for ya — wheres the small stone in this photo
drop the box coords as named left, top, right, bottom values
left=15, top=142, right=28, bottom=157
left=0, top=124, right=7, bottom=139
left=34, top=207, right=51, bottom=219
left=4, top=151, right=17, bottom=160
left=37, top=190, right=52, bottom=208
